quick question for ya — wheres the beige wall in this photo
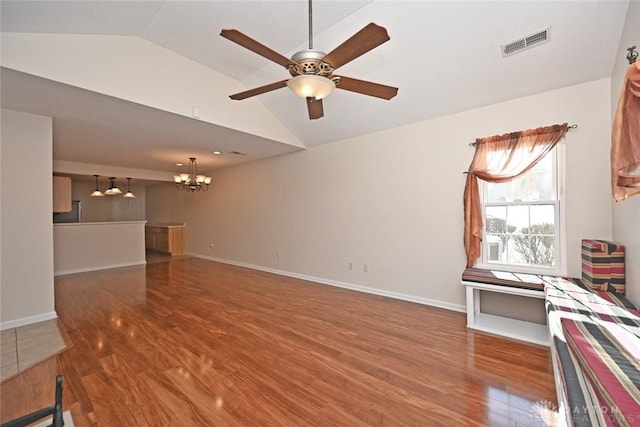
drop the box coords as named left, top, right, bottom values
left=1, top=109, right=56, bottom=328
left=54, top=222, right=146, bottom=275
left=146, top=183, right=186, bottom=225
left=147, top=78, right=613, bottom=310
left=2, top=33, right=301, bottom=148
left=611, top=0, right=640, bottom=306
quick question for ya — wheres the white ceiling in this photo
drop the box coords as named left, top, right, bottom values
left=0, top=0, right=631, bottom=175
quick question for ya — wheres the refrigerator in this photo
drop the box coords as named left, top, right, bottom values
left=53, top=200, right=82, bottom=223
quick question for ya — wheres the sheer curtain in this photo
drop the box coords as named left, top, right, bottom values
left=612, top=61, right=640, bottom=201
left=463, top=123, right=568, bottom=268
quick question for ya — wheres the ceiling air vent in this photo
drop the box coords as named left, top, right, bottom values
left=501, top=27, right=550, bottom=57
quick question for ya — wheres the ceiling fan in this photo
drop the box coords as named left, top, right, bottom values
left=220, top=0, right=398, bottom=120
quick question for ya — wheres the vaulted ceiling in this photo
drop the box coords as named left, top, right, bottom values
left=0, top=1, right=631, bottom=176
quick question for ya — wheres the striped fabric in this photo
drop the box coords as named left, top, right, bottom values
left=550, top=333, right=609, bottom=426
left=582, top=240, right=626, bottom=294
left=544, top=280, right=640, bottom=337
left=545, top=274, right=640, bottom=426
left=561, top=317, right=640, bottom=426
left=461, top=267, right=545, bottom=291
left=596, top=287, right=640, bottom=312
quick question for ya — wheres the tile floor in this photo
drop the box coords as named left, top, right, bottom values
left=1, top=320, right=67, bottom=381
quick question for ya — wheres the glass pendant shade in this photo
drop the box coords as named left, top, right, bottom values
left=287, top=75, right=335, bottom=99
left=91, top=174, right=104, bottom=197
left=106, top=177, right=122, bottom=195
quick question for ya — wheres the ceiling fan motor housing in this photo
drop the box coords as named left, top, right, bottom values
left=289, top=50, right=334, bottom=77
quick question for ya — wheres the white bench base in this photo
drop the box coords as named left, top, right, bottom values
left=462, top=280, right=549, bottom=346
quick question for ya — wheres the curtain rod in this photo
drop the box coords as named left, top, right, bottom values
left=467, top=124, right=578, bottom=147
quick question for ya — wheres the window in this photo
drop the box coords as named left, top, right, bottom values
left=479, top=145, right=564, bottom=274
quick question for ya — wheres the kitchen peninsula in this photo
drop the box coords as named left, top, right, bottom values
left=53, top=221, right=146, bottom=276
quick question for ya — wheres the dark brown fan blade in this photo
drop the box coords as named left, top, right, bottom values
left=306, top=97, right=324, bottom=120
left=321, top=23, right=390, bottom=70
left=221, top=29, right=296, bottom=68
left=334, top=75, right=398, bottom=100
left=229, top=80, right=289, bottom=100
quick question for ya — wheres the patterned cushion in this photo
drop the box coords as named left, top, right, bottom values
left=545, top=283, right=640, bottom=337
left=461, top=267, right=545, bottom=291
left=582, top=239, right=626, bottom=294
left=561, top=317, right=640, bottom=426
left=546, top=273, right=640, bottom=426
left=595, top=287, right=639, bottom=312
left=550, top=334, right=609, bottom=426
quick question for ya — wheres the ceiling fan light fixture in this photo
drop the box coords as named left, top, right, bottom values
left=287, top=75, right=335, bottom=99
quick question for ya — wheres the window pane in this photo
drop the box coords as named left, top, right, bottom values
left=506, top=236, right=528, bottom=264
left=486, top=182, right=506, bottom=203
left=530, top=205, right=555, bottom=231
left=486, top=206, right=507, bottom=233
left=485, top=234, right=506, bottom=263
left=506, top=205, right=529, bottom=231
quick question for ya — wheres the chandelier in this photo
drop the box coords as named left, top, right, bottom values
left=173, top=157, right=212, bottom=192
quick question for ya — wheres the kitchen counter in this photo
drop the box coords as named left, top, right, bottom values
left=53, top=221, right=146, bottom=275
left=54, top=220, right=147, bottom=227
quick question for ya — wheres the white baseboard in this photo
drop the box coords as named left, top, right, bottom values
left=54, top=261, right=146, bottom=277
left=1, top=311, right=58, bottom=331
left=189, top=253, right=466, bottom=314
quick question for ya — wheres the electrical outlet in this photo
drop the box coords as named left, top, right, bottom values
left=208, top=243, right=214, bottom=251
left=363, top=263, right=369, bottom=273
left=348, top=262, right=354, bottom=271
left=277, top=251, right=281, bottom=260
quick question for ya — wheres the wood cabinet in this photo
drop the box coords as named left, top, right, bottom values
left=145, top=224, right=185, bottom=255
left=52, top=176, right=72, bottom=213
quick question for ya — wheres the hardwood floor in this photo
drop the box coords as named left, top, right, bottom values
left=0, top=258, right=557, bottom=426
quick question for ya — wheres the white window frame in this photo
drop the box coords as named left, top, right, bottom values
left=476, top=141, right=566, bottom=276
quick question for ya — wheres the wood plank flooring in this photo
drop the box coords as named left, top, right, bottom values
left=0, top=258, right=557, bottom=426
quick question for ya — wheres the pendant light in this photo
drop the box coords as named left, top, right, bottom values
left=91, top=174, right=104, bottom=197
left=105, top=177, right=122, bottom=195
left=123, top=177, right=136, bottom=198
